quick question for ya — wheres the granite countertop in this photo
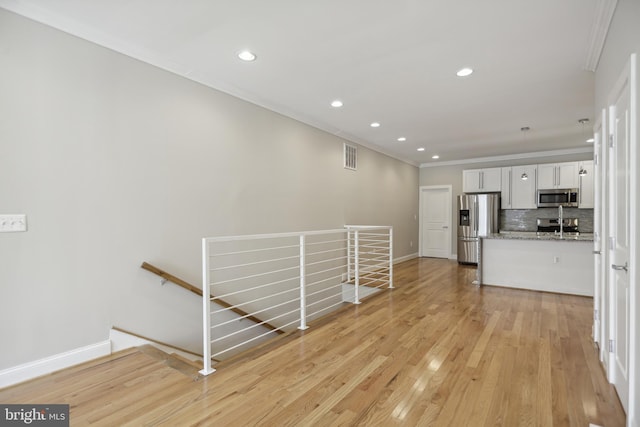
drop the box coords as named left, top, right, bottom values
left=484, top=231, right=594, bottom=242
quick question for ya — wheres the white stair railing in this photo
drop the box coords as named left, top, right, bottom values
left=199, top=226, right=393, bottom=376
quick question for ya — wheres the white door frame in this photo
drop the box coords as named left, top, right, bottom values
left=627, top=52, right=638, bottom=427
left=418, top=185, right=452, bottom=259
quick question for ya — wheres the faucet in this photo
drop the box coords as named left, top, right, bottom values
left=558, top=205, right=563, bottom=239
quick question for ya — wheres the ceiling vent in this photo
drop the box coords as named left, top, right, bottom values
left=344, top=143, right=357, bottom=171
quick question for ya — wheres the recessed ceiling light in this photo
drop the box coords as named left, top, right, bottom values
left=370, top=122, right=381, bottom=128
left=586, top=138, right=595, bottom=143
left=331, top=100, right=343, bottom=108
left=397, top=137, right=406, bottom=142
left=432, top=155, right=440, bottom=159
left=417, top=147, right=425, bottom=152
left=456, top=67, right=473, bottom=77
left=238, top=50, right=256, bottom=61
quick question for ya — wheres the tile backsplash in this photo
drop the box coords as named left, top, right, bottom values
left=500, top=208, right=594, bottom=233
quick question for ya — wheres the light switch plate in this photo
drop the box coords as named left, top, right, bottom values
left=0, top=214, right=27, bottom=232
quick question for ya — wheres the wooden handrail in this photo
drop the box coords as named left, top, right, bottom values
left=140, top=262, right=284, bottom=334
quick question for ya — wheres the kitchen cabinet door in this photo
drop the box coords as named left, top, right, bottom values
left=557, top=162, right=579, bottom=188
left=481, top=168, right=502, bottom=192
left=537, top=164, right=557, bottom=189
left=463, top=168, right=502, bottom=193
left=501, top=167, right=512, bottom=209
left=463, top=169, right=482, bottom=193
left=578, top=160, right=594, bottom=208
left=511, top=165, right=538, bottom=209
left=537, top=162, right=579, bottom=189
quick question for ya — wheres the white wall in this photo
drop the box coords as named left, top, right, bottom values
left=0, top=9, right=419, bottom=370
left=595, top=0, right=640, bottom=424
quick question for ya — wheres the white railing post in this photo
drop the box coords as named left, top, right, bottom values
left=354, top=230, right=361, bottom=304
left=388, top=227, right=394, bottom=289
left=347, top=229, right=352, bottom=282
left=298, top=234, right=309, bottom=330
left=199, top=238, right=215, bottom=375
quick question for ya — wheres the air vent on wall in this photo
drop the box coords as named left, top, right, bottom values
left=344, top=143, right=357, bottom=170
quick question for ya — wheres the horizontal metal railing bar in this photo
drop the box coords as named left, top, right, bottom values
left=305, top=265, right=346, bottom=278
left=211, top=288, right=299, bottom=314
left=360, top=266, right=390, bottom=273
left=211, top=318, right=301, bottom=358
left=360, top=278, right=388, bottom=286
left=305, top=247, right=348, bottom=257
left=209, top=254, right=300, bottom=272
left=304, top=255, right=348, bottom=268
left=306, top=283, right=343, bottom=298
left=305, top=274, right=344, bottom=289
left=205, top=228, right=350, bottom=243
left=359, top=257, right=388, bottom=263
left=211, top=307, right=300, bottom=343
left=211, top=295, right=301, bottom=329
left=209, top=265, right=300, bottom=286
left=360, top=271, right=390, bottom=278
left=358, top=242, right=389, bottom=248
left=349, top=235, right=389, bottom=240
left=210, top=275, right=299, bottom=300
left=307, top=300, right=346, bottom=318
left=209, top=243, right=300, bottom=258
left=344, top=225, right=392, bottom=229
left=305, top=238, right=348, bottom=247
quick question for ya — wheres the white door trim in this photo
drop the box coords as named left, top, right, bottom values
left=605, top=52, right=637, bottom=419
left=419, top=185, right=453, bottom=259
left=627, top=52, right=638, bottom=427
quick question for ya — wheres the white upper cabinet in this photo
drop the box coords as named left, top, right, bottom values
left=578, top=160, right=594, bottom=208
left=536, top=162, right=579, bottom=189
left=501, top=165, right=537, bottom=209
left=463, top=168, right=502, bottom=193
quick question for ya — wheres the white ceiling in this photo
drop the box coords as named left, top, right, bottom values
left=1, top=0, right=612, bottom=166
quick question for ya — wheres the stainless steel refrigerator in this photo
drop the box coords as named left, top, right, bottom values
left=457, top=193, right=500, bottom=264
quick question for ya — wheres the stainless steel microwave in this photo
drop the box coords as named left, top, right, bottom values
left=537, top=188, right=579, bottom=208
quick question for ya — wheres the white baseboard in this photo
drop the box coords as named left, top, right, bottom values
left=449, top=253, right=458, bottom=260
left=394, top=252, right=418, bottom=264
left=0, top=340, right=111, bottom=389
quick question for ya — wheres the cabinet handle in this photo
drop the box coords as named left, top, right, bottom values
left=534, top=169, right=537, bottom=206
left=509, top=169, right=512, bottom=206
left=611, top=262, right=628, bottom=272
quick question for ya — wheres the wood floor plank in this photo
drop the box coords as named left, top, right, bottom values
left=0, top=258, right=626, bottom=426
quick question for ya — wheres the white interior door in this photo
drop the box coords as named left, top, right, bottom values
left=419, top=186, right=451, bottom=258
left=608, top=66, right=631, bottom=413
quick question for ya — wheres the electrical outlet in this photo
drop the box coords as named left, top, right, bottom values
left=410, top=241, right=413, bottom=247
left=553, top=256, right=559, bottom=264
left=0, top=214, right=27, bottom=232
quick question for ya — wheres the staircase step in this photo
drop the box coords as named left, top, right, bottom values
left=137, top=345, right=201, bottom=380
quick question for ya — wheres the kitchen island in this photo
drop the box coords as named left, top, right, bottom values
left=480, top=232, right=594, bottom=296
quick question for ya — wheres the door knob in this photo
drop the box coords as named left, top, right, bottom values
left=611, top=262, right=628, bottom=272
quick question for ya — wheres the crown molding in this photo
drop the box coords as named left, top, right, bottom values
left=419, top=147, right=593, bottom=168
left=584, top=0, right=618, bottom=72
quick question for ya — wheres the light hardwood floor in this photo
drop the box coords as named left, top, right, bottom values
left=0, top=258, right=625, bottom=426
